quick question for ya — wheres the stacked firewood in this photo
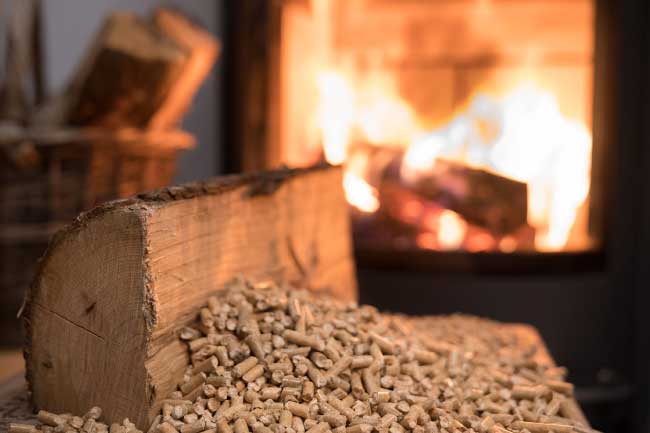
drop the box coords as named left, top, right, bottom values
left=11, top=278, right=598, bottom=433
left=0, top=2, right=219, bottom=131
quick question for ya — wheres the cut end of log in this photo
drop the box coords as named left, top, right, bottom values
left=24, top=203, right=151, bottom=424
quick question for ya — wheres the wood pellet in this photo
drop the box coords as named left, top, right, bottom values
left=11, top=277, right=601, bottom=433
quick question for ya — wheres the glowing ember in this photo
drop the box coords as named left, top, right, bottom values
left=437, top=210, right=468, bottom=251
left=415, top=232, right=437, bottom=251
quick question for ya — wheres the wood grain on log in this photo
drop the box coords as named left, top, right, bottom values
left=23, top=165, right=356, bottom=428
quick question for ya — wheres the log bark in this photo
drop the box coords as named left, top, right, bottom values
left=24, top=165, right=357, bottom=428
left=64, top=12, right=187, bottom=128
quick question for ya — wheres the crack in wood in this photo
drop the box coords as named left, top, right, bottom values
left=33, top=302, right=105, bottom=342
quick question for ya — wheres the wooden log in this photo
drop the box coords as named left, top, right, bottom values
left=24, top=165, right=357, bottom=428
left=378, top=173, right=535, bottom=251
left=148, top=8, right=220, bottom=130
left=63, top=12, right=188, bottom=128
left=392, top=158, right=528, bottom=235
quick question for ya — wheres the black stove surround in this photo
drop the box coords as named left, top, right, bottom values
left=219, top=1, right=650, bottom=431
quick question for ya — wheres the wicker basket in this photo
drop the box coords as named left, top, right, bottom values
left=0, top=127, right=194, bottom=345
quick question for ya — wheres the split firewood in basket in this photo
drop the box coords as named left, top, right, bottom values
left=52, top=9, right=219, bottom=130
left=44, top=12, right=182, bottom=129
left=148, top=8, right=220, bottom=130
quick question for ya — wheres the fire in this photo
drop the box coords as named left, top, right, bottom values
left=314, top=68, right=414, bottom=214
left=317, top=70, right=592, bottom=252
left=340, top=152, right=380, bottom=213
left=281, top=0, right=595, bottom=252
left=343, top=172, right=379, bottom=213
left=437, top=210, right=468, bottom=250
left=316, top=71, right=355, bottom=165
left=401, top=84, right=591, bottom=250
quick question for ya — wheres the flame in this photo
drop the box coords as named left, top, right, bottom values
left=355, top=74, right=419, bottom=146
left=401, top=83, right=591, bottom=250
left=315, top=69, right=414, bottom=214
left=315, top=67, right=591, bottom=251
left=343, top=172, right=379, bottom=213
left=316, top=70, right=419, bottom=158
left=316, top=71, right=355, bottom=165
left=342, top=152, right=380, bottom=213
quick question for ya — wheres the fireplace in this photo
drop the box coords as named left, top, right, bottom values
left=222, top=0, right=612, bottom=272
left=280, top=0, right=596, bottom=256
left=222, top=1, right=650, bottom=432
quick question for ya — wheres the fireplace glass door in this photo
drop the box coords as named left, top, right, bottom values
left=274, top=0, right=597, bottom=257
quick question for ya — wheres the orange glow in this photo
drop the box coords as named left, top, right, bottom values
left=401, top=200, right=424, bottom=222
left=316, top=71, right=355, bottom=165
left=319, top=73, right=592, bottom=251
left=467, top=232, right=497, bottom=252
left=401, top=84, right=592, bottom=250
left=343, top=172, right=379, bottom=213
left=416, top=232, right=438, bottom=250
left=499, top=236, right=517, bottom=253
left=437, top=210, right=468, bottom=250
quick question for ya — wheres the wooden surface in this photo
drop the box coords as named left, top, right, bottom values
left=1, top=324, right=588, bottom=432
left=24, top=165, right=357, bottom=428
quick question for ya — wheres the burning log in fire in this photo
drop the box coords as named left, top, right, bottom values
left=389, top=157, right=528, bottom=236
left=378, top=156, right=535, bottom=252
left=316, top=72, right=592, bottom=252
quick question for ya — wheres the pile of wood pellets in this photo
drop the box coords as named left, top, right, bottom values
left=10, top=278, right=599, bottom=433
